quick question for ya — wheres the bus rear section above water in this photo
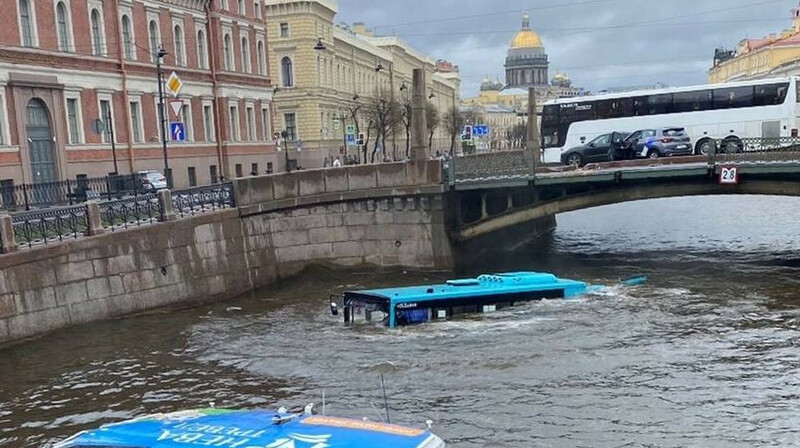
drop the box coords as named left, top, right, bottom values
left=339, top=273, right=589, bottom=328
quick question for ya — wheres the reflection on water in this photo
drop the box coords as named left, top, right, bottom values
left=2, top=196, right=800, bottom=447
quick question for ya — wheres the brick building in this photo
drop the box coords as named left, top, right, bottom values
left=0, top=0, right=277, bottom=189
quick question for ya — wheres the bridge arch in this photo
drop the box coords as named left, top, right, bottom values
left=456, top=179, right=800, bottom=241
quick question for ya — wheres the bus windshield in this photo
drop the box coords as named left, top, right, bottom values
left=343, top=295, right=390, bottom=326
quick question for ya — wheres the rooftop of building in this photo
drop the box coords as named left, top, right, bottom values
left=510, top=13, right=544, bottom=49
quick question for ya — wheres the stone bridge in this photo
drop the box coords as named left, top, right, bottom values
left=3, top=149, right=800, bottom=344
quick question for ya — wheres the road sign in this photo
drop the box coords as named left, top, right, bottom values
left=166, top=71, right=183, bottom=97
left=169, top=99, right=183, bottom=120
left=170, top=122, right=186, bottom=142
left=473, top=125, right=489, bottom=137
left=345, top=124, right=355, bottom=135
left=346, top=133, right=356, bottom=146
left=720, top=165, right=739, bottom=185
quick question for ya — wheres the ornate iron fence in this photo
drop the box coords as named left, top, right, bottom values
left=172, top=182, right=235, bottom=218
left=12, top=205, right=90, bottom=249
left=452, top=150, right=533, bottom=183
left=713, top=137, right=800, bottom=164
left=0, top=174, right=156, bottom=212
left=99, top=194, right=161, bottom=231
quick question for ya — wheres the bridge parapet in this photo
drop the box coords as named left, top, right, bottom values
left=234, top=160, right=444, bottom=215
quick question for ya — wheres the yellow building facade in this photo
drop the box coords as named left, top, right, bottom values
left=709, top=5, right=800, bottom=83
left=265, top=0, right=460, bottom=167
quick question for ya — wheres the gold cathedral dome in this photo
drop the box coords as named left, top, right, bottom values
left=510, top=13, right=543, bottom=49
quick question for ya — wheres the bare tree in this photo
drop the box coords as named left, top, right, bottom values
left=443, top=106, right=464, bottom=155
left=426, top=101, right=440, bottom=155
left=364, top=88, right=399, bottom=163
left=398, top=90, right=413, bottom=158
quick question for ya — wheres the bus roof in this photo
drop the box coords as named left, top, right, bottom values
left=544, top=76, right=796, bottom=106
left=347, top=272, right=586, bottom=305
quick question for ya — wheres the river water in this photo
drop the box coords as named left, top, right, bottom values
left=2, top=195, right=800, bottom=448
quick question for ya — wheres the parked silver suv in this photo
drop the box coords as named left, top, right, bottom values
left=624, top=127, right=693, bottom=159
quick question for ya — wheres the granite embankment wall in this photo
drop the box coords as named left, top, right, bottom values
left=0, top=161, right=451, bottom=345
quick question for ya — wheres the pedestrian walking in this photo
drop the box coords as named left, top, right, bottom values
left=333, top=157, right=342, bottom=167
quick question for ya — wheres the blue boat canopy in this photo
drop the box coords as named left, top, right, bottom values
left=54, top=408, right=445, bottom=448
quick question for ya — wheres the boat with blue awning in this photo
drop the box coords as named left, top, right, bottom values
left=53, top=407, right=445, bottom=448
left=334, top=271, right=607, bottom=328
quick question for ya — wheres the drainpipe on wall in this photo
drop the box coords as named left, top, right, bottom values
left=206, top=2, right=226, bottom=180
left=113, top=0, right=135, bottom=174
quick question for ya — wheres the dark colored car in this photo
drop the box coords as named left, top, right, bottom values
left=624, top=127, right=693, bottom=159
left=561, top=131, right=629, bottom=166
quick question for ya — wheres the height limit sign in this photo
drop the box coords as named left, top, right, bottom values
left=719, top=165, right=739, bottom=185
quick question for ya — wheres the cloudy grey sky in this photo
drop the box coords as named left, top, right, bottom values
left=336, top=0, right=799, bottom=96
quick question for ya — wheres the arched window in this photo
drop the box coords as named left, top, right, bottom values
left=241, top=37, right=250, bottom=73
left=257, top=41, right=265, bottom=75
left=149, top=20, right=159, bottom=63
left=223, top=34, right=232, bottom=70
left=174, top=25, right=184, bottom=66
left=197, top=30, right=207, bottom=69
left=121, top=15, right=133, bottom=59
left=281, top=57, right=293, bottom=87
left=19, top=0, right=34, bottom=47
left=238, top=0, right=245, bottom=15
left=56, top=2, right=70, bottom=51
left=90, top=9, right=103, bottom=56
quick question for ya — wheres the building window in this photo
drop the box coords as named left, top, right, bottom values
left=56, top=2, right=71, bottom=51
left=246, top=106, right=254, bottom=141
left=197, top=30, right=207, bottom=69
left=66, top=98, right=81, bottom=144
left=203, top=104, right=214, bottom=141
left=0, top=95, right=5, bottom=145
left=19, top=0, right=34, bottom=47
left=254, top=1, right=261, bottom=19
left=209, top=165, right=218, bottom=184
left=223, top=33, right=232, bottom=71
left=121, top=15, right=133, bottom=59
left=281, top=57, right=293, bottom=87
left=174, top=25, right=185, bottom=66
left=235, top=163, right=243, bottom=178
left=250, top=163, right=258, bottom=176
left=280, top=22, right=289, bottom=38
left=241, top=37, right=250, bottom=73
left=238, top=0, right=245, bottom=15
left=220, top=0, right=227, bottom=10
left=180, top=103, right=193, bottom=142
left=261, top=107, right=270, bottom=140
left=229, top=105, right=239, bottom=141
left=99, top=99, right=112, bottom=143
left=283, top=113, right=296, bottom=141
left=266, top=162, right=273, bottom=174
left=129, top=101, right=142, bottom=143
left=149, top=20, right=159, bottom=63
left=257, top=41, right=265, bottom=75
left=188, top=166, right=197, bottom=186
left=90, top=9, right=103, bottom=56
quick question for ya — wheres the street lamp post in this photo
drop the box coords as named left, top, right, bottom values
left=156, top=44, right=171, bottom=188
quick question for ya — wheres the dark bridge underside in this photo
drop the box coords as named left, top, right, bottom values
left=456, top=178, right=800, bottom=241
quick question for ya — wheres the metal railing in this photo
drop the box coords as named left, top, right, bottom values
left=0, top=174, right=156, bottom=212
left=12, top=205, right=90, bottom=249
left=451, top=150, right=534, bottom=184
left=100, top=194, right=161, bottom=231
left=713, top=137, right=800, bottom=164
left=172, top=182, right=235, bottom=218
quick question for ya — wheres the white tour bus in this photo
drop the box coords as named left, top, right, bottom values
left=541, top=77, right=800, bottom=156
